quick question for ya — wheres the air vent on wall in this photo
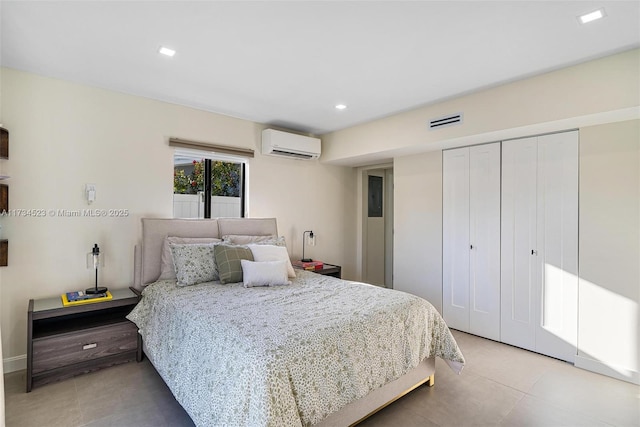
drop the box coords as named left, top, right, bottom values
left=270, top=149, right=315, bottom=160
left=429, top=112, right=463, bottom=130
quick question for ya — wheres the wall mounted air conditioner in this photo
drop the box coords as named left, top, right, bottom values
left=261, top=129, right=321, bottom=160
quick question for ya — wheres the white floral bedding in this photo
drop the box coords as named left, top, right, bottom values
left=127, top=270, right=465, bottom=427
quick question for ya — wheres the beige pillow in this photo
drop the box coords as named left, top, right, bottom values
left=222, top=235, right=286, bottom=246
left=159, top=236, right=222, bottom=280
left=247, top=244, right=296, bottom=278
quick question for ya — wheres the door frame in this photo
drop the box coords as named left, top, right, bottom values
left=357, top=163, right=394, bottom=286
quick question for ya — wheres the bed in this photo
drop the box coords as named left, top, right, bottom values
left=128, top=217, right=465, bottom=427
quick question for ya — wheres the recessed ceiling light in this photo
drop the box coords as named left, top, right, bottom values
left=578, top=8, right=606, bottom=24
left=335, top=104, right=347, bottom=110
left=158, top=46, right=176, bottom=57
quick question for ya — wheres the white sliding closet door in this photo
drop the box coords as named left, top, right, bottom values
left=468, top=143, right=501, bottom=340
left=536, top=132, right=579, bottom=362
left=443, top=148, right=471, bottom=332
left=443, top=143, right=500, bottom=340
left=501, top=137, right=538, bottom=352
left=501, top=131, right=578, bottom=362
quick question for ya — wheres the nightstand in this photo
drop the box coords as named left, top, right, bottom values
left=294, top=263, right=342, bottom=279
left=27, top=287, right=141, bottom=392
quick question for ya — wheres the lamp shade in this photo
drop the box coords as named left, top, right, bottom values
left=302, top=230, right=314, bottom=262
left=86, top=244, right=104, bottom=269
left=85, top=243, right=107, bottom=295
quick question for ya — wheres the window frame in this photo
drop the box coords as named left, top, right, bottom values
left=173, top=148, right=248, bottom=219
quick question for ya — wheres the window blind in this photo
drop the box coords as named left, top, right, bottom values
left=169, top=138, right=254, bottom=158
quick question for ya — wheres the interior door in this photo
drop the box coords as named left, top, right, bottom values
left=469, top=143, right=501, bottom=341
left=443, top=147, right=471, bottom=331
left=501, top=137, right=538, bottom=352
left=366, top=171, right=385, bottom=286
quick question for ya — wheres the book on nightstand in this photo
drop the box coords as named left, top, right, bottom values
left=293, top=260, right=324, bottom=270
left=61, top=290, right=113, bottom=306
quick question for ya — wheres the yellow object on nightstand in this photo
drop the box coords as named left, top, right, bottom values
left=61, top=290, right=113, bottom=306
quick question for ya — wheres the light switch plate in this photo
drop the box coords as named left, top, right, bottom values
left=85, top=183, right=96, bottom=203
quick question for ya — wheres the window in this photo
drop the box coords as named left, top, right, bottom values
left=173, top=150, right=246, bottom=218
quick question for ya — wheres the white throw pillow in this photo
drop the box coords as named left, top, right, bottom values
left=241, top=259, right=291, bottom=287
left=247, top=244, right=296, bottom=278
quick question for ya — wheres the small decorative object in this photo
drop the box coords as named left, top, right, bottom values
left=0, top=239, right=7, bottom=267
left=0, top=126, right=8, bottom=159
left=86, top=243, right=107, bottom=294
left=0, top=183, right=8, bottom=213
left=301, top=230, right=314, bottom=262
left=293, top=260, right=324, bottom=271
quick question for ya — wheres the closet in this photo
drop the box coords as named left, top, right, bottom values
left=443, top=143, right=501, bottom=341
left=442, top=131, right=578, bottom=363
left=501, top=131, right=578, bottom=363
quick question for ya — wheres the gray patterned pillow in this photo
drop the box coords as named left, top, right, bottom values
left=170, top=243, right=218, bottom=287
left=214, top=244, right=254, bottom=284
left=159, top=237, right=222, bottom=280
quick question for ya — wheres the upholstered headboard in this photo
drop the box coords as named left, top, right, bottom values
left=133, top=217, right=278, bottom=290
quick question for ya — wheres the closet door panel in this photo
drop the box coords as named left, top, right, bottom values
left=501, top=137, right=538, bottom=351
left=536, top=131, right=578, bottom=362
left=443, top=148, right=470, bottom=331
left=469, top=143, right=501, bottom=340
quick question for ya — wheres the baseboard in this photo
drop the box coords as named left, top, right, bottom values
left=3, top=354, right=26, bottom=374
left=575, top=354, right=639, bottom=385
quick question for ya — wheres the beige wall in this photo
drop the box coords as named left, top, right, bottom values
left=323, top=48, right=639, bottom=166
left=577, top=120, right=639, bottom=383
left=393, top=151, right=443, bottom=312
left=0, top=68, right=356, bottom=367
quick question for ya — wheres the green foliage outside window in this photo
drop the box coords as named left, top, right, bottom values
left=174, top=160, right=241, bottom=197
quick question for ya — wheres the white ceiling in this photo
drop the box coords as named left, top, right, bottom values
left=1, top=1, right=639, bottom=135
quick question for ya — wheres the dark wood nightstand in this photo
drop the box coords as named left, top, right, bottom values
left=27, top=288, right=141, bottom=392
left=295, top=263, right=342, bottom=279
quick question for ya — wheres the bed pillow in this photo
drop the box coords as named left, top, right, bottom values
left=222, top=235, right=286, bottom=247
left=169, top=243, right=218, bottom=287
left=214, top=244, right=254, bottom=284
left=241, top=260, right=291, bottom=287
left=247, top=244, right=296, bottom=278
left=159, top=236, right=222, bottom=280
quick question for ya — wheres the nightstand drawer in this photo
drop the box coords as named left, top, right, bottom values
left=32, top=320, right=137, bottom=374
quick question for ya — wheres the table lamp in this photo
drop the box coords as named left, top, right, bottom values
left=86, top=243, right=107, bottom=294
left=301, top=230, right=315, bottom=262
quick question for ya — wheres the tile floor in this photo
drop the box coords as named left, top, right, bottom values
left=4, top=330, right=639, bottom=426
